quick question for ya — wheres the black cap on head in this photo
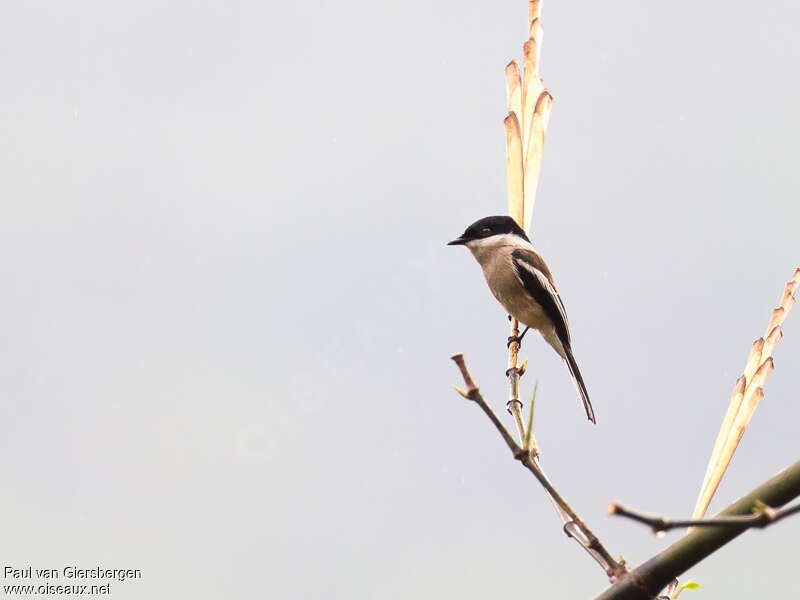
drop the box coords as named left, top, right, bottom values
left=448, top=215, right=530, bottom=245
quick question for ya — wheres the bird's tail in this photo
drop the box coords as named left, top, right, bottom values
left=563, top=345, right=596, bottom=424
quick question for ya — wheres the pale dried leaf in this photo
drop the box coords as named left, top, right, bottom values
left=528, top=18, right=544, bottom=71
left=781, top=284, right=797, bottom=311
left=695, top=387, right=765, bottom=519
left=504, top=114, right=525, bottom=227
left=749, top=356, right=775, bottom=392
left=693, top=355, right=774, bottom=520
left=761, top=326, right=783, bottom=362
left=521, top=41, right=543, bottom=156
left=743, top=337, right=765, bottom=388
left=764, top=307, right=786, bottom=338
left=523, top=91, right=553, bottom=234
left=528, top=0, right=541, bottom=23
left=692, top=269, right=798, bottom=523
left=694, top=358, right=775, bottom=519
left=692, top=376, right=746, bottom=519
left=505, top=61, right=523, bottom=129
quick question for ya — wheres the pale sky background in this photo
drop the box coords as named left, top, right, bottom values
left=1, top=1, right=799, bottom=598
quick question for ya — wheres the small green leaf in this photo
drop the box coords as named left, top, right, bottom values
left=523, top=381, right=538, bottom=450
left=670, top=580, right=701, bottom=600
left=683, top=582, right=701, bottom=590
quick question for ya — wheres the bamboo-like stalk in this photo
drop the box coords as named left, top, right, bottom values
left=691, top=269, right=800, bottom=521
left=504, top=1, right=553, bottom=450
left=498, top=0, right=623, bottom=577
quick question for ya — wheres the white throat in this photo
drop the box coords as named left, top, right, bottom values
left=466, top=233, right=533, bottom=265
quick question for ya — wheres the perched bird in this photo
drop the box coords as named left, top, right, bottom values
left=448, top=215, right=595, bottom=424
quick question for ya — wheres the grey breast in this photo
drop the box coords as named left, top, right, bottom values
left=479, top=247, right=549, bottom=330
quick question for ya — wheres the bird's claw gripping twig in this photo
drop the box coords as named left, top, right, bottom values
left=507, top=326, right=530, bottom=348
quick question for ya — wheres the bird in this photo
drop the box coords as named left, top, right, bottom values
left=448, top=215, right=595, bottom=424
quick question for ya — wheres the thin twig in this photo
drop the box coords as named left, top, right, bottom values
left=506, top=316, right=527, bottom=445
left=519, top=450, right=625, bottom=579
left=608, top=501, right=800, bottom=534
left=451, top=354, right=518, bottom=451
left=451, top=354, right=627, bottom=581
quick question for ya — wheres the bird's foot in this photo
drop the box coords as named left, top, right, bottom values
left=507, top=326, right=530, bottom=348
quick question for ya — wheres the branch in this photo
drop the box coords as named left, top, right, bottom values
left=451, top=354, right=518, bottom=452
left=608, top=501, right=800, bottom=535
left=450, top=354, right=627, bottom=581
left=594, top=460, right=800, bottom=600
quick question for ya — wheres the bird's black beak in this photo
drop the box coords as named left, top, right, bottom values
left=447, top=236, right=468, bottom=246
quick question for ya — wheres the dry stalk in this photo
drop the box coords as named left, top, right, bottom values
left=504, top=1, right=553, bottom=457
left=458, top=0, right=625, bottom=580
left=692, top=268, right=800, bottom=522
left=502, top=0, right=610, bottom=563
left=505, top=1, right=552, bottom=236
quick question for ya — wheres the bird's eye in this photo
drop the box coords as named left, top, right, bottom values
left=481, top=227, right=492, bottom=235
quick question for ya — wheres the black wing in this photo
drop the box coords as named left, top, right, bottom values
left=511, top=248, right=571, bottom=347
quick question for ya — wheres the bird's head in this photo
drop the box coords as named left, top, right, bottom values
left=447, top=215, right=530, bottom=251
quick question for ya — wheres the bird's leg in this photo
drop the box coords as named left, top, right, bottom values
left=507, top=325, right=530, bottom=348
